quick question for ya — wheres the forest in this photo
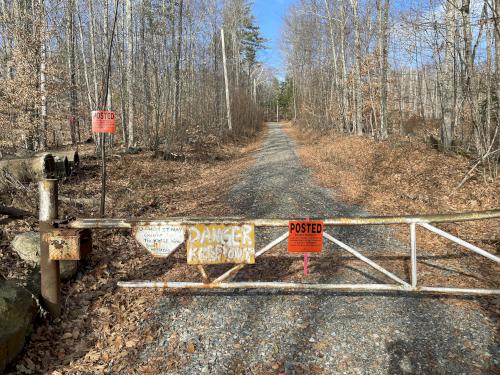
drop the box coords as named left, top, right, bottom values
left=0, top=1, right=499, bottom=374
left=0, top=0, right=498, bottom=177
left=0, top=0, right=272, bottom=156
left=279, top=0, right=499, bottom=177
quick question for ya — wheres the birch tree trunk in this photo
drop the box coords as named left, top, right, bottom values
left=126, top=0, right=134, bottom=148
left=104, top=0, right=112, bottom=112
left=324, top=0, right=341, bottom=130
left=141, top=0, right=151, bottom=148
left=377, top=0, right=389, bottom=139
left=351, top=0, right=363, bottom=135
left=172, top=0, right=183, bottom=141
left=340, top=0, right=349, bottom=131
left=39, top=0, right=47, bottom=149
left=441, top=0, right=456, bottom=150
left=67, top=0, right=77, bottom=144
left=76, top=0, right=94, bottom=114
left=493, top=0, right=500, bottom=127
left=221, top=28, right=232, bottom=130
left=87, top=0, right=99, bottom=106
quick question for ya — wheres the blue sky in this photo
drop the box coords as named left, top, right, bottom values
left=251, top=0, right=487, bottom=76
left=252, top=0, right=293, bottom=78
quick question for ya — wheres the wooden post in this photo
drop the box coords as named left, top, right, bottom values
left=221, top=28, right=232, bottom=130
left=39, top=179, right=61, bottom=317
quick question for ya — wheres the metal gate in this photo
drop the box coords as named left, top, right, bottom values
left=38, top=179, right=500, bottom=317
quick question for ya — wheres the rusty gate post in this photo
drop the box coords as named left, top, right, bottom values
left=39, top=179, right=61, bottom=317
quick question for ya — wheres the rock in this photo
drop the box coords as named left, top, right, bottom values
left=11, top=232, right=78, bottom=281
left=11, top=232, right=39, bottom=266
left=60, top=261, right=78, bottom=281
left=0, top=280, right=38, bottom=373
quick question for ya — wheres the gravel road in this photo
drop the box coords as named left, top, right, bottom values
left=144, top=123, right=497, bottom=374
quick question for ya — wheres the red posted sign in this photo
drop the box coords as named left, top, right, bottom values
left=288, top=220, right=324, bottom=253
left=91, top=111, right=116, bottom=133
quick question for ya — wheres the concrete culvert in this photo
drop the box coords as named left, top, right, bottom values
left=54, top=156, right=70, bottom=178
left=51, top=151, right=79, bottom=172
left=0, top=153, right=56, bottom=182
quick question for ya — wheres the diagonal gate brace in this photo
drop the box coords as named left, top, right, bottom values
left=323, top=232, right=411, bottom=288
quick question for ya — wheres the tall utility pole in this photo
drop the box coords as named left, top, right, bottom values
left=221, top=28, right=232, bottom=130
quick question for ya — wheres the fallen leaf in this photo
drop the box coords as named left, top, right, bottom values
left=186, top=342, right=196, bottom=353
left=125, top=339, right=138, bottom=348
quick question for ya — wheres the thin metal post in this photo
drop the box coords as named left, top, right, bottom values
left=100, top=133, right=106, bottom=217
left=39, top=179, right=61, bottom=317
left=410, top=223, right=417, bottom=288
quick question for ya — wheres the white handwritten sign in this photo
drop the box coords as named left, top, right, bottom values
left=187, top=224, right=255, bottom=265
left=134, top=225, right=185, bottom=257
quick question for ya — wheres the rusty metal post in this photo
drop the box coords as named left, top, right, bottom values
left=39, top=179, right=61, bottom=317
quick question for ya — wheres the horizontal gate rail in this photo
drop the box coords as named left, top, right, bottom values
left=116, top=281, right=499, bottom=295
left=63, top=210, right=500, bottom=229
left=38, top=178, right=500, bottom=317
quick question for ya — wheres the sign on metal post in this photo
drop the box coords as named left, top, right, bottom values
left=91, top=110, right=116, bottom=218
left=134, top=225, right=185, bottom=257
left=91, top=110, right=116, bottom=134
left=187, top=224, right=255, bottom=265
left=288, top=220, right=324, bottom=253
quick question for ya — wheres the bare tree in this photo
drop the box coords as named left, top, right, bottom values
left=377, top=0, right=390, bottom=139
left=350, top=0, right=363, bottom=135
left=126, top=0, right=134, bottom=148
left=0, top=0, right=264, bottom=154
left=67, top=0, right=78, bottom=144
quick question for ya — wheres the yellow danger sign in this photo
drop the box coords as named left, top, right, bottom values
left=187, top=224, right=255, bottom=265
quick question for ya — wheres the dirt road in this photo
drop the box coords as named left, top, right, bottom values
left=141, top=123, right=497, bottom=374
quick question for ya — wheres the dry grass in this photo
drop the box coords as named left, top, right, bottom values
left=286, top=124, right=499, bottom=215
